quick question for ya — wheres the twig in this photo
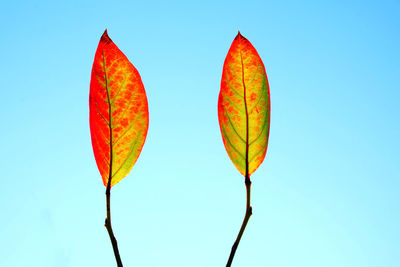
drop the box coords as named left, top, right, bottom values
left=105, top=179, right=123, bottom=267
left=226, top=175, right=252, bottom=267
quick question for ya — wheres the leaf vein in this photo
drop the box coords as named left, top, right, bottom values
left=249, top=116, right=268, bottom=146
left=221, top=125, right=245, bottom=160
left=224, top=110, right=245, bottom=143
left=112, top=112, right=143, bottom=146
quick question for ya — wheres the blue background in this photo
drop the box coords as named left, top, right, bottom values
left=0, top=0, right=399, bottom=266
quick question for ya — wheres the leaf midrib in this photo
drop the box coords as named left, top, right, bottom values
left=102, top=50, right=113, bottom=186
left=239, top=44, right=249, bottom=177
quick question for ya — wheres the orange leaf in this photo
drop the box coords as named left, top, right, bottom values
left=218, top=32, right=271, bottom=177
left=89, top=30, right=149, bottom=187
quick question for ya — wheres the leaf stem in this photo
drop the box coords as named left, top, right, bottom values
left=226, top=175, right=252, bottom=267
left=105, top=181, right=123, bottom=267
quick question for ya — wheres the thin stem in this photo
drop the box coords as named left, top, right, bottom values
left=105, top=181, right=123, bottom=267
left=226, top=175, right=252, bottom=267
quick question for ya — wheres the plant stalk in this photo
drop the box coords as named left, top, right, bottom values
left=105, top=181, right=123, bottom=267
left=226, top=175, right=252, bottom=267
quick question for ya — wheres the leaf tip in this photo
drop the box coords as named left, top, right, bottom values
left=235, top=31, right=246, bottom=41
left=101, top=29, right=111, bottom=43
left=101, top=28, right=110, bottom=39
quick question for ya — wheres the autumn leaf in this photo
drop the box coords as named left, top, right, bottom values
left=89, top=29, right=149, bottom=187
left=218, top=32, right=270, bottom=177
left=219, top=32, right=270, bottom=267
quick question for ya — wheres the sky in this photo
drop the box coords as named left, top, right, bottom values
left=0, top=0, right=399, bottom=266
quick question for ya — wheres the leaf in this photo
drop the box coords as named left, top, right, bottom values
left=89, top=30, right=149, bottom=187
left=218, top=32, right=271, bottom=177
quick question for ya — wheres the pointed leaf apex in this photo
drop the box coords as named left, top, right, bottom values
left=101, top=29, right=111, bottom=43
left=235, top=31, right=246, bottom=41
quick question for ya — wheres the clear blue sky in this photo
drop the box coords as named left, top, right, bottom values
left=0, top=0, right=399, bottom=266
